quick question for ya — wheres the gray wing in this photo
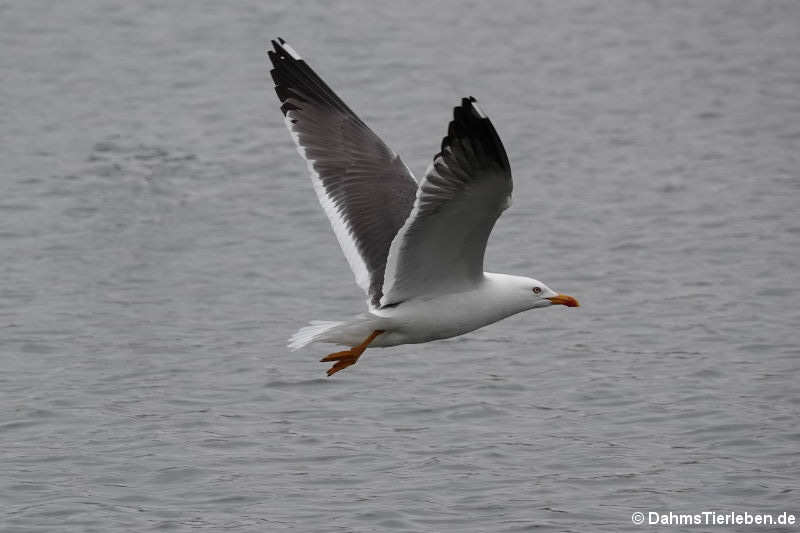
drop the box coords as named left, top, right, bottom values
left=380, top=97, right=512, bottom=306
left=268, top=38, right=418, bottom=308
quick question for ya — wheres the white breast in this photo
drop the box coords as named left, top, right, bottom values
left=372, top=273, right=545, bottom=346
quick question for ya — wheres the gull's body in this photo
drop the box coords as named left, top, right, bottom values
left=295, top=273, right=557, bottom=349
left=268, top=39, right=578, bottom=375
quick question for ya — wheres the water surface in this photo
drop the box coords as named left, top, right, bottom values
left=2, top=1, right=799, bottom=531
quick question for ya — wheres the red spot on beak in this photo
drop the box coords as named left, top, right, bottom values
left=547, top=293, right=580, bottom=307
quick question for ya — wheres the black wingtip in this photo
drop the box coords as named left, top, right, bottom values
left=270, top=37, right=291, bottom=56
left=443, top=95, right=510, bottom=172
left=455, top=96, right=483, bottom=119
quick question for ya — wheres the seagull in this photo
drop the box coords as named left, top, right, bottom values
left=268, top=38, right=579, bottom=377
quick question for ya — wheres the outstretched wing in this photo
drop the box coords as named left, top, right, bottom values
left=380, top=97, right=512, bottom=307
left=268, top=38, right=418, bottom=308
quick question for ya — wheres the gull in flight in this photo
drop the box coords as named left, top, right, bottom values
left=268, top=38, right=579, bottom=376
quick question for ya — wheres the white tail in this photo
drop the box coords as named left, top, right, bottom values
left=288, top=320, right=343, bottom=351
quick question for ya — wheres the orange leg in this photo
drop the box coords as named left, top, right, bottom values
left=320, top=330, right=384, bottom=377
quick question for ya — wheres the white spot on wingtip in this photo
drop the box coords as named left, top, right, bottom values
left=282, top=42, right=302, bottom=59
left=471, top=100, right=487, bottom=118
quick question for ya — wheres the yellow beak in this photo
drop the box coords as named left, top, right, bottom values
left=547, top=293, right=580, bottom=307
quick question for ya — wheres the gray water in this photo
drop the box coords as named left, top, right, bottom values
left=2, top=1, right=799, bottom=531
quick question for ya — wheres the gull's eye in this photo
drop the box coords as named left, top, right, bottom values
left=532, top=286, right=542, bottom=295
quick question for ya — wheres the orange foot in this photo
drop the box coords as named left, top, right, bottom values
left=321, top=330, right=384, bottom=377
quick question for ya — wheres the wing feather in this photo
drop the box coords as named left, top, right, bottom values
left=268, top=38, right=418, bottom=308
left=380, top=97, right=512, bottom=306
